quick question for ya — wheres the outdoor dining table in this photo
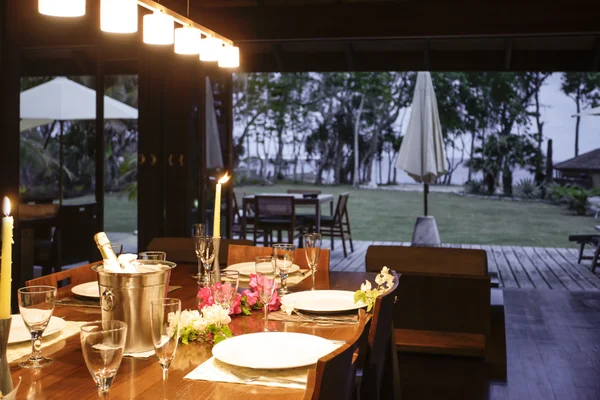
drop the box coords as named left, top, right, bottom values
left=8, top=263, right=372, bottom=400
left=241, top=194, right=334, bottom=237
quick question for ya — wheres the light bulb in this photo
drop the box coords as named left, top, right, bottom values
left=143, top=11, right=174, bottom=45
left=218, top=46, right=240, bottom=68
left=101, top=0, right=137, bottom=33
left=39, top=0, right=85, bottom=17
left=175, top=26, right=201, bottom=55
left=199, top=37, right=222, bottom=62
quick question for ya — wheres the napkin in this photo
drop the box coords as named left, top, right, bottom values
left=7, top=321, right=86, bottom=363
left=124, top=349, right=155, bottom=359
left=184, top=357, right=307, bottom=390
left=0, top=377, right=21, bottom=400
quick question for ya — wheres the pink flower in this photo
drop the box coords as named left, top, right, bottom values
left=230, top=292, right=242, bottom=315
left=197, top=287, right=214, bottom=310
left=242, top=289, right=259, bottom=307
left=249, top=273, right=259, bottom=292
left=268, top=290, right=281, bottom=312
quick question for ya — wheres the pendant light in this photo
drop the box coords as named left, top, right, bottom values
left=39, top=0, right=85, bottom=17
left=199, top=37, right=222, bottom=62
left=143, top=10, right=174, bottom=45
left=100, top=0, right=138, bottom=33
left=174, top=2, right=200, bottom=54
left=218, top=46, right=240, bottom=68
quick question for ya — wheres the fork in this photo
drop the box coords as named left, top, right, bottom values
left=229, top=369, right=305, bottom=385
left=294, top=310, right=357, bottom=324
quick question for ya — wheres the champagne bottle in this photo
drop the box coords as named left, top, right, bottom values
left=94, top=232, right=118, bottom=262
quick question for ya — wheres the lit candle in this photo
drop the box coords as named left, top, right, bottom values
left=1, top=197, right=13, bottom=319
left=213, top=173, right=230, bottom=238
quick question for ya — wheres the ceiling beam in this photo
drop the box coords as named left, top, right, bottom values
left=345, top=42, right=354, bottom=71
left=504, top=39, right=513, bottom=70
left=272, top=43, right=283, bottom=71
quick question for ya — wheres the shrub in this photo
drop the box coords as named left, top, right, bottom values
left=549, top=184, right=600, bottom=215
left=464, top=179, right=486, bottom=195
left=514, top=178, right=538, bottom=199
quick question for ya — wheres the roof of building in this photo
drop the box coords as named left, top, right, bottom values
left=554, top=148, right=600, bottom=172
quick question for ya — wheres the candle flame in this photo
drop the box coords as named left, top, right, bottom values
left=2, top=197, right=10, bottom=216
left=218, top=173, right=230, bottom=184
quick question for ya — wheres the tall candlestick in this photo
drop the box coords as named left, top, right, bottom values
left=1, top=197, right=14, bottom=319
left=212, top=173, right=230, bottom=238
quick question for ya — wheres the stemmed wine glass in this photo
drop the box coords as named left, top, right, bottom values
left=272, top=243, right=295, bottom=295
left=192, top=223, right=206, bottom=238
left=150, top=298, right=181, bottom=391
left=17, top=286, right=57, bottom=368
left=304, top=233, right=322, bottom=290
left=139, top=251, right=167, bottom=261
left=255, top=256, right=278, bottom=332
left=195, top=235, right=215, bottom=286
left=210, top=270, right=240, bottom=312
left=80, top=320, right=127, bottom=398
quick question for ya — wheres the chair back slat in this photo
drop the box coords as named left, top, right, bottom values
left=360, top=271, right=401, bottom=400
left=227, top=244, right=330, bottom=272
left=304, top=310, right=367, bottom=400
left=255, top=196, right=295, bottom=218
left=333, top=193, right=349, bottom=223
left=26, top=263, right=98, bottom=299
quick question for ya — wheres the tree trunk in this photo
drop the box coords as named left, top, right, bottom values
left=352, top=95, right=365, bottom=188
left=467, top=130, right=476, bottom=182
left=575, top=92, right=581, bottom=157
left=545, top=139, right=553, bottom=184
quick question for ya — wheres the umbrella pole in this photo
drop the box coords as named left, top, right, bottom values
left=424, top=183, right=428, bottom=216
left=59, top=120, right=64, bottom=205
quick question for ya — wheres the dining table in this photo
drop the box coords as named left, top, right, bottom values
left=241, top=194, right=334, bottom=237
left=8, top=262, right=374, bottom=399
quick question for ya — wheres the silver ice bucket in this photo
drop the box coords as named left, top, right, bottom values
left=92, top=260, right=177, bottom=353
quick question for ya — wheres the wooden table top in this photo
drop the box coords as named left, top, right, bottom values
left=9, top=264, right=371, bottom=400
left=241, top=194, right=334, bottom=205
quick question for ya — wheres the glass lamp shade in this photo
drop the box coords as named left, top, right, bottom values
left=39, top=0, right=85, bottom=17
left=199, top=37, right=222, bottom=62
left=100, top=0, right=137, bottom=33
left=143, top=11, right=174, bottom=45
left=218, top=46, right=240, bottom=68
left=174, top=26, right=201, bottom=55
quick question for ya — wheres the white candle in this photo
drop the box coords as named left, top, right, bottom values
left=1, top=197, right=13, bottom=319
left=213, top=173, right=230, bottom=238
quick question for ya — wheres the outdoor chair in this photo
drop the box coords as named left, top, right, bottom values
left=253, top=195, right=308, bottom=247
left=568, top=234, right=600, bottom=272
left=304, top=310, right=367, bottom=400
left=227, top=244, right=330, bottom=273
left=303, top=193, right=354, bottom=257
left=233, top=192, right=257, bottom=240
left=26, top=262, right=97, bottom=300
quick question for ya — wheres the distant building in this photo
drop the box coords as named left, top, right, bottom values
left=554, top=148, right=600, bottom=189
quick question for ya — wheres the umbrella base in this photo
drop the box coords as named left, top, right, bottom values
left=411, top=216, right=441, bottom=247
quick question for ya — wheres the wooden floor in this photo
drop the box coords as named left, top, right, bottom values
left=325, top=240, right=600, bottom=291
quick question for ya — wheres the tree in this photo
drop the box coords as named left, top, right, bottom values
left=560, top=72, right=600, bottom=157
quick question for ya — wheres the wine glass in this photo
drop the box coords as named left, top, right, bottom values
left=195, top=235, right=215, bottom=286
left=210, top=270, right=239, bottom=312
left=80, top=320, right=127, bottom=397
left=304, top=233, right=321, bottom=290
left=150, top=298, right=181, bottom=385
left=139, top=251, right=167, bottom=261
left=17, top=286, right=57, bottom=369
left=255, top=256, right=278, bottom=332
left=272, top=243, right=295, bottom=295
left=192, top=223, right=206, bottom=237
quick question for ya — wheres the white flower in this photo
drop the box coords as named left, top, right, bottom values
left=280, top=302, right=296, bottom=315
left=360, top=280, right=372, bottom=292
left=201, top=304, right=231, bottom=326
left=375, top=273, right=385, bottom=286
left=381, top=266, right=389, bottom=275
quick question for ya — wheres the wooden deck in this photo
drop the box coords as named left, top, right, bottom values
left=325, top=240, right=600, bottom=291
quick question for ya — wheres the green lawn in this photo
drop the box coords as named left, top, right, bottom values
left=236, top=184, right=600, bottom=247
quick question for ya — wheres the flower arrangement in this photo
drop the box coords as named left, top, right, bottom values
left=354, top=266, right=395, bottom=312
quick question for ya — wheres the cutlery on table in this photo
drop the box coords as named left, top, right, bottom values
left=228, top=369, right=305, bottom=385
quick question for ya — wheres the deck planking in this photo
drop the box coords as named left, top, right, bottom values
left=324, top=240, right=600, bottom=291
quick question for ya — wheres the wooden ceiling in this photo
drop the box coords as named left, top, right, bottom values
left=15, top=0, right=600, bottom=73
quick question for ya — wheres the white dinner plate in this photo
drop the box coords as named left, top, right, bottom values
left=71, top=281, right=100, bottom=298
left=226, top=261, right=300, bottom=276
left=212, top=332, right=337, bottom=369
left=8, top=315, right=66, bottom=345
left=280, top=290, right=366, bottom=313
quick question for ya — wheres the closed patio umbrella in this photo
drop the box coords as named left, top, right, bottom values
left=205, top=77, right=224, bottom=169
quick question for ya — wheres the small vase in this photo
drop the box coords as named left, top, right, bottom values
left=0, top=317, right=14, bottom=396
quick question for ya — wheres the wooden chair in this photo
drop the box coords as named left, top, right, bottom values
left=304, top=310, right=367, bottom=400
left=233, top=193, right=257, bottom=240
left=365, top=246, right=490, bottom=358
left=26, top=262, right=98, bottom=299
left=147, top=237, right=254, bottom=268
left=304, top=193, right=354, bottom=257
left=227, top=244, right=330, bottom=272
left=360, top=271, right=401, bottom=400
left=568, top=234, right=600, bottom=272
left=254, top=196, right=305, bottom=246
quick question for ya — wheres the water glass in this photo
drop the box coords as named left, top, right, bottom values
left=139, top=251, right=167, bottom=261
left=255, top=256, right=278, bottom=332
left=304, top=233, right=322, bottom=290
left=209, top=270, right=239, bottom=312
left=150, top=298, right=181, bottom=382
left=17, top=286, right=57, bottom=369
left=80, top=320, right=127, bottom=397
left=272, top=243, right=295, bottom=295
left=195, top=235, right=215, bottom=285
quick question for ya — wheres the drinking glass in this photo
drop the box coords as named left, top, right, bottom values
left=255, top=256, right=278, bottom=332
left=110, top=243, right=123, bottom=257
left=150, top=298, right=181, bottom=383
left=304, top=233, right=322, bottom=290
left=209, top=270, right=239, bottom=312
left=80, top=320, right=127, bottom=397
left=272, top=243, right=295, bottom=295
left=139, top=251, right=167, bottom=261
left=192, top=223, right=206, bottom=237
left=17, top=286, right=57, bottom=369
left=195, top=235, right=215, bottom=286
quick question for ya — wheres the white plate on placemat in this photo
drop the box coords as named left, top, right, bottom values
left=212, top=332, right=337, bottom=369
left=227, top=261, right=300, bottom=276
left=8, top=315, right=66, bottom=344
left=280, top=290, right=366, bottom=313
left=71, top=281, right=100, bottom=298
